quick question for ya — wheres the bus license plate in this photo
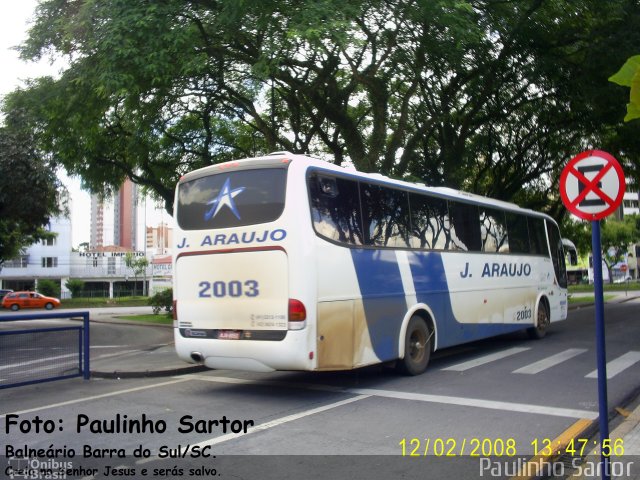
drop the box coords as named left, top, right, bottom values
left=218, top=330, right=241, bottom=340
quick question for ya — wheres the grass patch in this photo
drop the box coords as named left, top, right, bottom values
left=569, top=294, right=616, bottom=304
left=60, top=297, right=150, bottom=309
left=569, top=282, right=640, bottom=293
left=115, top=313, right=173, bottom=325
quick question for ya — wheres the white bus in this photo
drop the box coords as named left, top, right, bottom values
left=173, top=152, right=568, bottom=375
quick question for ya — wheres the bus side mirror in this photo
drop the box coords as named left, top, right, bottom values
left=568, top=249, right=578, bottom=266
left=561, top=238, right=578, bottom=266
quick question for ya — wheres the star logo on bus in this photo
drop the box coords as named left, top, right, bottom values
left=204, top=178, right=246, bottom=221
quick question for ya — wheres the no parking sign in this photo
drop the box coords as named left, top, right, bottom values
left=560, top=149, right=625, bottom=480
left=560, top=150, right=625, bottom=220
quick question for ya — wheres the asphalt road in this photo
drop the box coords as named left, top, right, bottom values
left=1, top=299, right=639, bottom=479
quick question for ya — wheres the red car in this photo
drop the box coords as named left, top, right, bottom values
left=2, top=291, right=61, bottom=311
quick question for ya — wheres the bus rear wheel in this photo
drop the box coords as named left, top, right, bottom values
left=397, top=315, right=431, bottom=376
left=527, top=301, right=549, bottom=340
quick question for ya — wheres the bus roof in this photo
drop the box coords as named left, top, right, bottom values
left=180, top=152, right=553, bottom=222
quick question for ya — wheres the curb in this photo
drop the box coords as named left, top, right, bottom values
left=91, top=364, right=208, bottom=379
left=567, top=403, right=640, bottom=479
left=511, top=418, right=595, bottom=480
left=93, top=318, right=173, bottom=328
left=569, top=294, right=639, bottom=311
left=65, top=315, right=173, bottom=328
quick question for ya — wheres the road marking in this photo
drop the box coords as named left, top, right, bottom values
left=442, top=347, right=530, bottom=371
left=0, top=353, right=77, bottom=371
left=513, top=348, right=587, bottom=374
left=0, top=378, right=191, bottom=418
left=585, top=351, right=640, bottom=379
left=348, top=387, right=597, bottom=419
left=187, top=374, right=598, bottom=419
left=136, top=394, right=371, bottom=464
left=197, top=394, right=370, bottom=445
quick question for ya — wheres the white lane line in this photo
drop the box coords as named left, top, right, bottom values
left=585, top=351, right=640, bottom=379
left=194, top=394, right=371, bottom=446
left=513, top=348, right=588, bottom=374
left=136, top=394, right=371, bottom=464
left=0, top=353, right=78, bottom=371
left=186, top=374, right=597, bottom=420
left=441, top=347, right=530, bottom=371
left=348, top=387, right=597, bottom=419
left=0, top=378, right=191, bottom=418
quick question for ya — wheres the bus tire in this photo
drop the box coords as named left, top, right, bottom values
left=527, top=300, right=550, bottom=340
left=397, top=315, right=431, bottom=376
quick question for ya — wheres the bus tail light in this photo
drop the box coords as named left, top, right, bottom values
left=288, top=299, right=306, bottom=330
left=173, top=300, right=178, bottom=321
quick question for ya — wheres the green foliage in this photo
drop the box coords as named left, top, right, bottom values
left=0, top=110, right=65, bottom=267
left=124, top=253, right=150, bottom=295
left=149, top=288, right=173, bottom=314
left=124, top=253, right=149, bottom=276
left=5, top=0, right=640, bottom=217
left=601, top=215, right=639, bottom=265
left=609, top=55, right=640, bottom=121
left=562, top=215, right=639, bottom=283
left=38, top=279, right=61, bottom=298
left=65, top=278, right=85, bottom=298
left=560, top=218, right=592, bottom=257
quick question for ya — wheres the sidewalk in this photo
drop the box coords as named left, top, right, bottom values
left=85, top=310, right=207, bottom=378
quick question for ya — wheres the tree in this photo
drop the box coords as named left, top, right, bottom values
left=124, top=253, right=150, bottom=296
left=600, top=216, right=639, bottom=283
left=149, top=288, right=173, bottom=315
left=37, top=279, right=61, bottom=298
left=560, top=218, right=591, bottom=258
left=609, top=55, right=640, bottom=121
left=6, top=0, right=640, bottom=218
left=0, top=110, right=65, bottom=269
left=65, top=279, right=85, bottom=298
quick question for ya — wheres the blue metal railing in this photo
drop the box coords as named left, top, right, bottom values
left=0, top=311, right=90, bottom=389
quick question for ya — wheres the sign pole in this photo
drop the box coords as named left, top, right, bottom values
left=591, top=219, right=610, bottom=480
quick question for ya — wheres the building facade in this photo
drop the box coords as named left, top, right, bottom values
left=146, top=223, right=173, bottom=256
left=113, top=178, right=138, bottom=250
left=90, top=195, right=105, bottom=249
left=1, top=219, right=173, bottom=298
left=0, top=215, right=72, bottom=293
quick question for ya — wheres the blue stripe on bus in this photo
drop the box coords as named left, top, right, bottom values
left=408, top=251, right=524, bottom=348
left=350, top=249, right=406, bottom=361
left=351, top=249, right=526, bottom=358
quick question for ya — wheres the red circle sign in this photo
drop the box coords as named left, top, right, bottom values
left=560, top=150, right=625, bottom=221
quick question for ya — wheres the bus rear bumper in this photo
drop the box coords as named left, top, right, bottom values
left=174, top=329, right=312, bottom=372
left=204, top=357, right=276, bottom=372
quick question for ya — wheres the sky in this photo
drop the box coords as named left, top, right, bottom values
left=1, top=1, right=170, bottom=249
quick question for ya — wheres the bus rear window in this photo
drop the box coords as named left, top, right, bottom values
left=177, top=168, right=287, bottom=230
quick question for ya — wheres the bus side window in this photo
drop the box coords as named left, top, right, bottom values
left=480, top=208, right=508, bottom=253
left=309, top=174, right=364, bottom=246
left=448, top=201, right=481, bottom=252
left=528, top=217, right=547, bottom=255
left=506, top=212, right=530, bottom=254
left=546, top=220, right=568, bottom=288
left=408, top=193, right=449, bottom=250
left=360, top=183, right=411, bottom=248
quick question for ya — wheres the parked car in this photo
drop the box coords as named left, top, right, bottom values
left=1, top=291, right=61, bottom=311
left=0, top=289, right=13, bottom=301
